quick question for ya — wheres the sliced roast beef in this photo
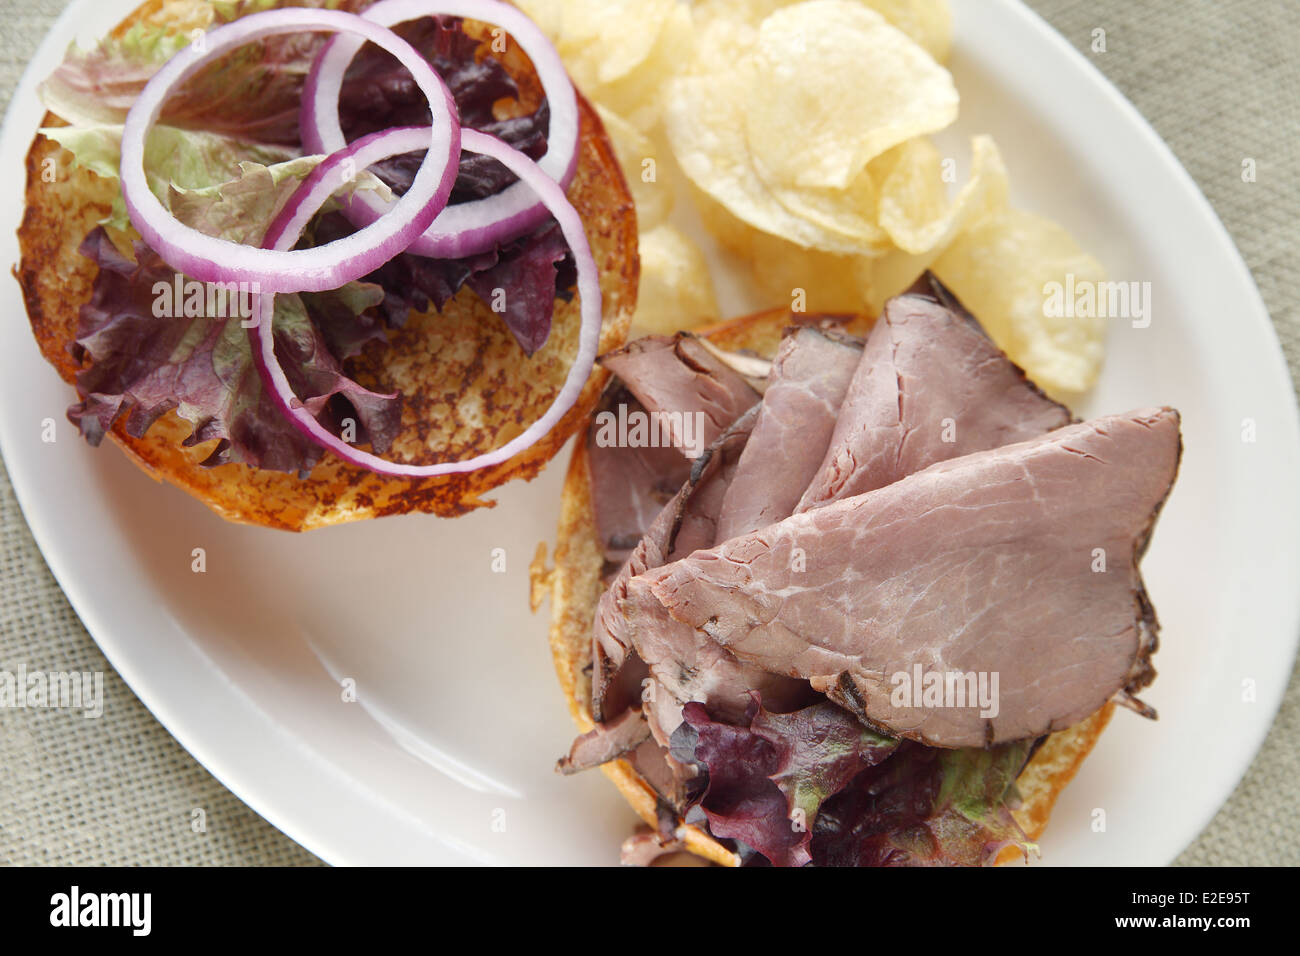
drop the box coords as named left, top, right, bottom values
left=665, top=428, right=745, bottom=563
left=620, top=832, right=688, bottom=866
left=796, top=291, right=1071, bottom=512
left=588, top=334, right=761, bottom=567
left=715, top=327, right=864, bottom=542
left=606, top=408, right=812, bottom=726
left=557, top=707, right=652, bottom=775
left=588, top=412, right=754, bottom=722
left=627, top=594, right=815, bottom=725
left=628, top=737, right=695, bottom=817
left=586, top=385, right=693, bottom=567
left=598, top=334, right=761, bottom=458
left=623, top=327, right=862, bottom=727
left=590, top=406, right=808, bottom=729
left=629, top=408, right=1182, bottom=748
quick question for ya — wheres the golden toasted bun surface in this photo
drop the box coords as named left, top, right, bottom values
left=537, top=309, right=1115, bottom=867
left=17, top=0, right=638, bottom=531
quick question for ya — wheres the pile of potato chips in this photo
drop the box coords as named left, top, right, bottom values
left=516, top=0, right=1107, bottom=394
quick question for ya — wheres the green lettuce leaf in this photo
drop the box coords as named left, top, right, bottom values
left=40, top=123, right=389, bottom=236
left=41, top=123, right=296, bottom=231
left=38, top=0, right=362, bottom=142
left=39, top=13, right=210, bottom=127
left=811, top=740, right=1036, bottom=867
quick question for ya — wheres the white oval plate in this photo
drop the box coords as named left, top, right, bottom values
left=2, top=0, right=1297, bottom=866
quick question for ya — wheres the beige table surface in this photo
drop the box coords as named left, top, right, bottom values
left=1, top=0, right=1297, bottom=866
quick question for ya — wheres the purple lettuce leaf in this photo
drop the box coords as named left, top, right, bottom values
left=329, top=14, right=573, bottom=354
left=677, top=696, right=898, bottom=868
left=301, top=284, right=391, bottom=361
left=463, top=221, right=576, bottom=356
left=810, top=740, right=1035, bottom=867
left=754, top=700, right=901, bottom=825
left=310, top=212, right=575, bottom=357
left=338, top=15, right=550, bottom=203
left=68, top=228, right=396, bottom=477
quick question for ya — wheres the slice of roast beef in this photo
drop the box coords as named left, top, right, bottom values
left=592, top=406, right=807, bottom=727
left=665, top=427, right=745, bottom=563
left=592, top=327, right=863, bottom=733
left=586, top=385, right=692, bottom=567
left=904, top=270, right=980, bottom=319
left=605, top=407, right=812, bottom=726
left=588, top=334, right=761, bottom=567
left=620, top=831, right=688, bottom=867
left=796, top=290, right=1072, bottom=512
left=598, top=333, right=761, bottom=458
left=628, top=737, right=695, bottom=818
left=715, top=327, right=864, bottom=542
left=588, top=415, right=751, bottom=723
left=557, top=707, right=652, bottom=775
left=629, top=408, right=1183, bottom=748
left=587, top=329, right=821, bottom=711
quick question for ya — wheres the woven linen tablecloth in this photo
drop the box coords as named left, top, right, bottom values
left=1, top=0, right=1297, bottom=866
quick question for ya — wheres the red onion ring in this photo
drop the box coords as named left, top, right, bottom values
left=251, top=128, right=601, bottom=478
left=302, top=0, right=579, bottom=260
left=120, top=8, right=461, bottom=295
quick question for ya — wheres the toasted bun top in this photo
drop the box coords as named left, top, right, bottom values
left=18, top=0, right=638, bottom=530
left=535, top=308, right=1116, bottom=866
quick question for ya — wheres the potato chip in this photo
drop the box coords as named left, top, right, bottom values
left=515, top=0, right=676, bottom=86
left=878, top=134, right=1008, bottom=254
left=694, top=0, right=952, bottom=62
left=747, top=230, right=876, bottom=314
left=593, top=3, right=694, bottom=131
left=688, top=1, right=763, bottom=71
left=872, top=138, right=947, bottom=248
left=932, top=207, right=1108, bottom=394
left=743, top=1, right=959, bottom=190
left=693, top=190, right=873, bottom=314
left=859, top=0, right=952, bottom=62
left=510, top=0, right=564, bottom=37
left=690, top=185, right=760, bottom=253
left=857, top=135, right=1009, bottom=310
left=674, top=11, right=888, bottom=253
left=767, top=172, right=891, bottom=254
left=529, top=0, right=1109, bottom=397
left=632, top=224, right=720, bottom=336
left=595, top=105, right=674, bottom=231
left=665, top=62, right=889, bottom=256
left=513, top=0, right=685, bottom=130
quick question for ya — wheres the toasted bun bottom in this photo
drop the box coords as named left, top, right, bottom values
left=18, top=0, right=639, bottom=530
left=534, top=308, right=1116, bottom=867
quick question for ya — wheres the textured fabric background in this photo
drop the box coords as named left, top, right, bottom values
left=1, top=0, right=1296, bottom=866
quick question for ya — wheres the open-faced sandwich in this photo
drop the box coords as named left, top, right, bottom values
left=539, top=275, right=1181, bottom=867
left=18, top=0, right=637, bottom=530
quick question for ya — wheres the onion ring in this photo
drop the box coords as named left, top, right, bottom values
left=251, top=128, right=601, bottom=478
left=302, top=0, right=579, bottom=260
left=121, top=8, right=461, bottom=294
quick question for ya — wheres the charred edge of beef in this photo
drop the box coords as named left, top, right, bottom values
left=901, top=272, right=1077, bottom=426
